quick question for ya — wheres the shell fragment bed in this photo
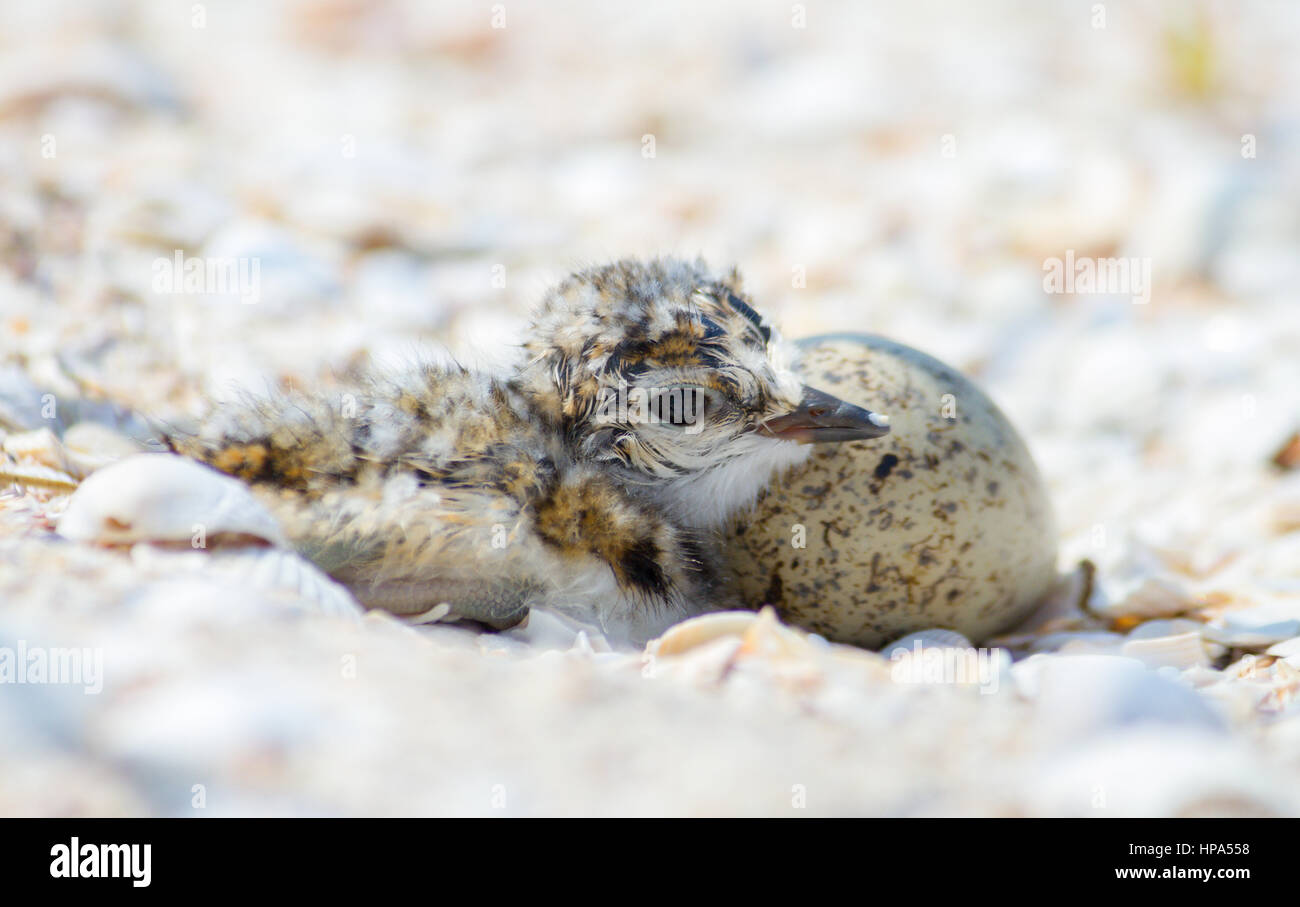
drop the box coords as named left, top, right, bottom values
left=55, top=454, right=360, bottom=620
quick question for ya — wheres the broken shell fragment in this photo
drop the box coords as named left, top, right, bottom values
left=649, top=606, right=808, bottom=658
left=1092, top=576, right=1197, bottom=621
left=58, top=453, right=362, bottom=620
left=1273, top=431, right=1300, bottom=470
left=1202, top=603, right=1300, bottom=648
left=128, top=543, right=364, bottom=620
left=649, top=609, right=767, bottom=657
left=57, top=453, right=288, bottom=547
left=1119, top=631, right=1211, bottom=670
left=205, top=547, right=363, bottom=620
left=1029, top=631, right=1126, bottom=656
left=3, top=427, right=72, bottom=471
left=735, top=606, right=814, bottom=660
left=1125, top=618, right=1205, bottom=640
left=1266, top=637, right=1300, bottom=667
left=0, top=462, right=80, bottom=490
left=61, top=421, right=147, bottom=476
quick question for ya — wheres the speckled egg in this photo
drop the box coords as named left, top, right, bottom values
left=722, top=333, right=1057, bottom=649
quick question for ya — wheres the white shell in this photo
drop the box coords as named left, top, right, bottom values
left=1022, top=654, right=1222, bottom=737
left=60, top=421, right=146, bottom=476
left=1202, top=603, right=1300, bottom=648
left=1089, top=540, right=1198, bottom=619
left=2, top=427, right=73, bottom=473
left=129, top=544, right=364, bottom=620
left=1093, top=575, right=1196, bottom=620
left=650, top=609, right=765, bottom=657
left=1217, top=654, right=1300, bottom=715
left=207, top=547, right=363, bottom=620
left=1119, top=631, right=1211, bottom=670
left=58, top=453, right=287, bottom=547
left=1125, top=618, right=1205, bottom=640
left=1266, top=637, right=1300, bottom=667
left=0, top=462, right=79, bottom=490
left=649, top=606, right=806, bottom=658
left=1028, top=631, right=1126, bottom=656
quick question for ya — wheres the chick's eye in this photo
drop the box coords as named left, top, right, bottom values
left=649, top=386, right=709, bottom=428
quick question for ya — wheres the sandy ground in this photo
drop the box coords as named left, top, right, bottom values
left=1, top=0, right=1299, bottom=816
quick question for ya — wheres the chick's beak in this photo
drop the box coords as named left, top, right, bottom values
left=759, top=386, right=890, bottom=443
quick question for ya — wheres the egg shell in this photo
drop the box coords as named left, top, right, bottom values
left=722, top=333, right=1058, bottom=649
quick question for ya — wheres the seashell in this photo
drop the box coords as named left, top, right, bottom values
left=1091, top=575, right=1196, bottom=621
left=121, top=540, right=361, bottom=618
left=60, top=422, right=146, bottom=477
left=0, top=462, right=80, bottom=490
left=206, top=547, right=362, bottom=620
left=649, top=606, right=806, bottom=658
left=1266, top=637, right=1300, bottom=667
left=3, top=427, right=73, bottom=473
left=1028, top=631, right=1126, bottom=656
left=499, top=607, right=615, bottom=654
left=128, top=544, right=363, bottom=620
left=1273, top=432, right=1300, bottom=470
left=645, top=636, right=745, bottom=686
left=1180, top=665, right=1224, bottom=689
left=883, top=628, right=972, bottom=658
left=1119, top=631, right=1211, bottom=670
left=1195, top=677, right=1262, bottom=724
left=1125, top=618, right=1205, bottom=640
left=645, top=607, right=828, bottom=691
left=1022, top=654, right=1223, bottom=737
left=649, top=610, right=766, bottom=657
left=1218, top=655, right=1300, bottom=714
left=1259, top=662, right=1300, bottom=713
left=57, top=454, right=288, bottom=547
left=1202, top=603, right=1300, bottom=648
left=735, top=605, right=812, bottom=660
left=1202, top=623, right=1300, bottom=648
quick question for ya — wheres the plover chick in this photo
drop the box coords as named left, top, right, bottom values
left=167, top=257, right=889, bottom=643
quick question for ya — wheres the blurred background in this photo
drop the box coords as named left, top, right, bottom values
left=1, top=0, right=1299, bottom=815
